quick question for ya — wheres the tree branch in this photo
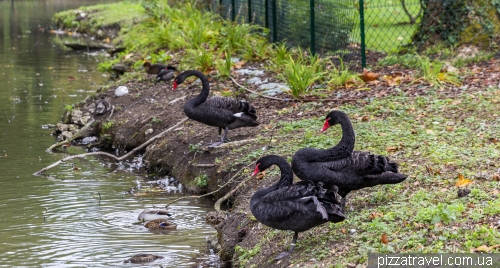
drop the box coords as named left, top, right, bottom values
left=34, top=117, right=189, bottom=175
left=47, top=118, right=96, bottom=152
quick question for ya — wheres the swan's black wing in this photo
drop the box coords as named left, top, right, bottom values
left=205, top=97, right=258, bottom=120
left=251, top=181, right=345, bottom=232
left=294, top=151, right=407, bottom=195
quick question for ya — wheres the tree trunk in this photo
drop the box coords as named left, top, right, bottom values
left=411, top=0, right=500, bottom=50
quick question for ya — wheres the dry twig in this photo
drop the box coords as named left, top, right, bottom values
left=47, top=118, right=96, bottom=152
left=34, top=117, right=188, bottom=175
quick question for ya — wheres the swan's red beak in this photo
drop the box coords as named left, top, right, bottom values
left=320, top=118, right=330, bottom=133
left=172, top=81, right=178, bottom=91
left=251, top=164, right=260, bottom=177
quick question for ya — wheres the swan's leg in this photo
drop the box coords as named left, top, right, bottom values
left=221, top=127, right=230, bottom=142
left=341, top=197, right=346, bottom=214
left=208, top=127, right=228, bottom=147
left=275, top=232, right=299, bottom=260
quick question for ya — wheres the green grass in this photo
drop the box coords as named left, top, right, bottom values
left=53, top=2, right=146, bottom=36
left=353, top=0, right=422, bottom=53
left=230, top=87, right=500, bottom=266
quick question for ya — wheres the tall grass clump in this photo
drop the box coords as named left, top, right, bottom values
left=280, top=54, right=326, bottom=99
left=215, top=47, right=234, bottom=78
left=417, top=56, right=461, bottom=87
left=327, top=59, right=361, bottom=88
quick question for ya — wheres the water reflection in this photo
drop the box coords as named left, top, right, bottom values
left=0, top=1, right=216, bottom=267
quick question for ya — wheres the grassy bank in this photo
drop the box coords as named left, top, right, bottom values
left=232, top=89, right=500, bottom=267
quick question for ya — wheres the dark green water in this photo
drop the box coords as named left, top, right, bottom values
left=0, top=1, right=215, bottom=267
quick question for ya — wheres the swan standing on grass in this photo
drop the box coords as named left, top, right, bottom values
left=292, top=110, right=408, bottom=211
left=173, top=70, right=259, bottom=147
left=250, top=155, right=345, bottom=260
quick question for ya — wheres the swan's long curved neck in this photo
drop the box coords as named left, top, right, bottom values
left=183, top=70, right=210, bottom=107
left=305, top=113, right=355, bottom=162
left=271, top=156, right=294, bottom=188
left=327, top=113, right=355, bottom=158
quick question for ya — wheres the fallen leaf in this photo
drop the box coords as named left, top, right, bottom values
left=380, top=233, right=389, bottom=244
left=382, top=75, right=401, bottom=86
left=341, top=228, right=347, bottom=234
left=413, top=181, right=420, bottom=186
left=361, top=115, right=369, bottom=122
left=456, top=174, right=473, bottom=187
left=426, top=165, right=441, bottom=175
left=471, top=245, right=500, bottom=253
left=492, top=173, right=500, bottom=181
left=105, top=37, right=110, bottom=43
left=452, top=100, right=462, bottom=105
left=124, top=53, right=134, bottom=60
left=492, top=189, right=499, bottom=195
left=467, top=203, right=475, bottom=208
left=386, top=146, right=398, bottom=153
left=426, top=129, right=435, bottom=135
left=68, top=76, right=75, bottom=81
left=370, top=212, right=383, bottom=220
left=234, top=60, right=246, bottom=69
left=359, top=68, right=379, bottom=82
left=446, top=126, right=454, bottom=132
left=379, top=132, right=387, bottom=136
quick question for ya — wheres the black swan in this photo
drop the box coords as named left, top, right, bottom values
left=143, top=62, right=172, bottom=75
left=156, top=66, right=177, bottom=82
left=173, top=70, right=259, bottom=147
left=250, top=155, right=345, bottom=260
left=291, top=110, right=408, bottom=210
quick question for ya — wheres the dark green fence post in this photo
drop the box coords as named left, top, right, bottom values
left=265, top=0, right=269, bottom=28
left=272, top=0, right=277, bottom=42
left=219, top=0, right=223, bottom=17
left=310, top=0, right=315, bottom=55
left=231, top=0, right=236, bottom=21
left=359, top=0, right=366, bottom=68
left=248, top=0, right=252, bottom=23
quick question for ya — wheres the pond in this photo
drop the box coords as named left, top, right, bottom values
left=0, top=1, right=216, bottom=267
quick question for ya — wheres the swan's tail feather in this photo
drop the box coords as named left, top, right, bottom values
left=387, top=160, right=399, bottom=173
left=239, top=101, right=258, bottom=120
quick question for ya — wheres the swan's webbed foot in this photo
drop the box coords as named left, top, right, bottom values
left=274, top=232, right=298, bottom=261
left=274, top=251, right=290, bottom=260
left=207, top=141, right=224, bottom=148
left=341, top=197, right=347, bottom=214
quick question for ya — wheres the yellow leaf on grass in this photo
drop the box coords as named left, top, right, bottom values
left=471, top=245, right=500, bottom=253
left=386, top=146, right=398, bottom=153
left=234, top=60, right=246, bottom=69
left=456, top=174, right=473, bottom=187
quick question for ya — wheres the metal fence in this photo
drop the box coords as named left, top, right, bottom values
left=210, top=0, right=426, bottom=69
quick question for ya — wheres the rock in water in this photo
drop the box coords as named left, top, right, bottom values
left=123, top=254, right=164, bottom=263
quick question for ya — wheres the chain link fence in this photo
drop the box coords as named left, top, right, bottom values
left=209, top=0, right=426, bottom=69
